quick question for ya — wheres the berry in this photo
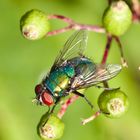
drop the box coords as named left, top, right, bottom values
left=20, top=9, right=50, bottom=40
left=102, top=0, right=132, bottom=36
left=37, top=112, right=65, bottom=140
left=98, top=89, right=129, bottom=118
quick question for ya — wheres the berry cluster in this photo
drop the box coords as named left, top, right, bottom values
left=19, top=0, right=138, bottom=139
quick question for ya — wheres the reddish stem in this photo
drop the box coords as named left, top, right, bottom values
left=47, top=25, right=74, bottom=36
left=48, top=14, right=75, bottom=24
left=131, top=0, right=140, bottom=22
left=101, top=35, right=112, bottom=93
left=114, top=36, right=128, bottom=67
left=101, top=35, right=112, bottom=64
left=57, top=95, right=79, bottom=119
left=82, top=110, right=101, bottom=125
left=47, top=14, right=105, bottom=36
left=74, top=24, right=105, bottom=33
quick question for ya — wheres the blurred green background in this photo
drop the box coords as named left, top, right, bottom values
left=0, top=0, right=140, bottom=140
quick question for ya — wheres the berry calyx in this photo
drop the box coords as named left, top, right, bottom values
left=20, top=9, right=50, bottom=40
left=98, top=89, right=129, bottom=118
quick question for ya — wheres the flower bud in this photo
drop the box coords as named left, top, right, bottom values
left=98, top=89, right=129, bottom=118
left=20, top=9, right=50, bottom=40
left=37, top=112, right=65, bottom=140
left=102, top=0, right=132, bottom=36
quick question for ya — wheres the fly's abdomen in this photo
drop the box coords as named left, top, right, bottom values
left=69, top=57, right=96, bottom=77
left=69, top=57, right=96, bottom=89
left=45, top=64, right=75, bottom=97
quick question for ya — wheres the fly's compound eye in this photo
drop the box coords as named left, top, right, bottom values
left=41, top=91, right=54, bottom=106
left=35, top=84, right=43, bottom=95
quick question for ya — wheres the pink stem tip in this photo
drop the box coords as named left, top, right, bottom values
left=57, top=95, right=79, bottom=119
left=82, top=111, right=101, bottom=125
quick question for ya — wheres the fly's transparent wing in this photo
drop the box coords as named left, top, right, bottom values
left=73, top=64, right=122, bottom=90
left=51, top=30, right=88, bottom=69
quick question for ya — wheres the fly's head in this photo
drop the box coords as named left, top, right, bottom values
left=34, top=84, right=54, bottom=106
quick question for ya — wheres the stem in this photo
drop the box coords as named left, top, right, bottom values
left=47, top=14, right=105, bottom=36
left=48, top=14, right=75, bottom=24
left=47, top=25, right=74, bottom=36
left=101, top=35, right=113, bottom=64
left=101, top=35, right=113, bottom=89
left=131, top=0, right=140, bottom=22
left=103, top=81, right=109, bottom=88
left=81, top=111, right=101, bottom=125
left=114, top=36, right=128, bottom=67
left=108, top=0, right=112, bottom=5
left=57, top=95, right=79, bottom=119
left=73, top=24, right=105, bottom=33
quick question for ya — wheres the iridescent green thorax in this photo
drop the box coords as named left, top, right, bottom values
left=45, top=64, right=75, bottom=97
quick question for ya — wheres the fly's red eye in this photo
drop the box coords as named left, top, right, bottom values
left=41, top=91, right=54, bottom=106
left=35, top=84, right=43, bottom=95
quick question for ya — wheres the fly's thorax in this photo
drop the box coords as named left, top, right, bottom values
left=68, top=57, right=97, bottom=89
left=44, top=65, right=75, bottom=97
left=63, top=64, right=75, bottom=78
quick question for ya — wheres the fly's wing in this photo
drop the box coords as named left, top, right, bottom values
left=73, top=64, right=122, bottom=90
left=51, top=30, right=88, bottom=70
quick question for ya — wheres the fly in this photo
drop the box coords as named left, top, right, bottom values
left=34, top=30, right=122, bottom=110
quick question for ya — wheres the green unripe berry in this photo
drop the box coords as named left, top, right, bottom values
left=37, top=112, right=65, bottom=140
left=102, top=0, right=132, bottom=36
left=98, top=89, right=129, bottom=118
left=20, top=9, right=50, bottom=40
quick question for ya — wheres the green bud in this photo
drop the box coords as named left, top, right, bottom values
left=102, top=0, right=132, bottom=36
left=98, top=89, right=129, bottom=118
left=20, top=9, right=50, bottom=40
left=37, top=112, right=65, bottom=140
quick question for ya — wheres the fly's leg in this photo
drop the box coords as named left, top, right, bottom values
left=95, top=85, right=120, bottom=91
left=73, top=90, right=94, bottom=109
left=50, top=97, right=61, bottom=114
